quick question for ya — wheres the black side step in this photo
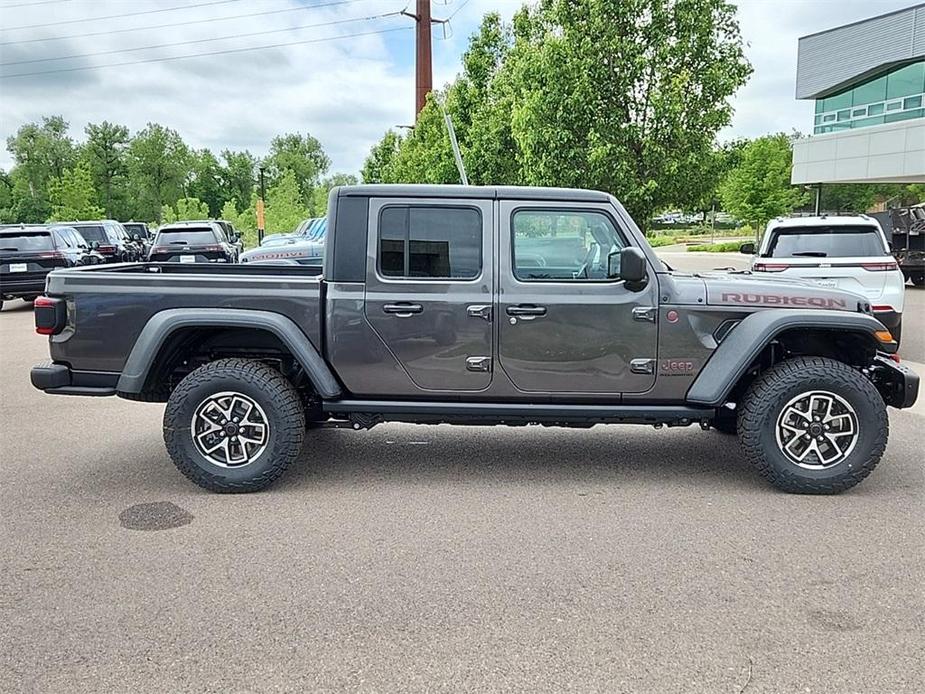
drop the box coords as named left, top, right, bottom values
left=322, top=400, right=713, bottom=426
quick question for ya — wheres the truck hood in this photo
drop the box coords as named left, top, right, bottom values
left=692, top=270, right=870, bottom=312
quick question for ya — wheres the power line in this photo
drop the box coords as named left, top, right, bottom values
left=447, top=0, right=470, bottom=20
left=1, top=9, right=404, bottom=66
left=0, top=0, right=71, bottom=8
left=0, top=0, right=361, bottom=47
left=0, top=24, right=411, bottom=79
left=1, top=0, right=243, bottom=31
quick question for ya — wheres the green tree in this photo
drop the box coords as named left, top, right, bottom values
left=47, top=161, right=104, bottom=221
left=309, top=173, right=358, bottom=216
left=503, top=0, right=752, bottom=228
left=220, top=150, right=256, bottom=213
left=265, top=170, right=309, bottom=232
left=361, top=130, right=402, bottom=183
left=719, top=134, right=808, bottom=230
left=819, top=184, right=878, bottom=214
left=264, top=133, right=330, bottom=206
left=187, top=149, right=225, bottom=217
left=161, top=197, right=210, bottom=223
left=0, top=170, right=14, bottom=222
left=126, top=123, right=190, bottom=222
left=5, top=116, right=77, bottom=221
left=82, top=121, right=129, bottom=219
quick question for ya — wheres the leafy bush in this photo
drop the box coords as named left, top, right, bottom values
left=687, top=241, right=745, bottom=252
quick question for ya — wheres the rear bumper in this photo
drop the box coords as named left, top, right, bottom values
left=873, top=355, right=919, bottom=409
left=0, top=275, right=47, bottom=296
left=31, top=361, right=117, bottom=396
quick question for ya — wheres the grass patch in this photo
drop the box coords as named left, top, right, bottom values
left=647, top=235, right=679, bottom=247
left=687, top=241, right=745, bottom=253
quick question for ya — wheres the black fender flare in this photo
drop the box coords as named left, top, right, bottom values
left=116, top=308, right=342, bottom=398
left=686, top=309, right=892, bottom=406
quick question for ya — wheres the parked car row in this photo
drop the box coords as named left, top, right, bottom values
left=1, top=218, right=247, bottom=311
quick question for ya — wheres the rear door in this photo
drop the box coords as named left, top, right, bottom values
left=364, top=197, right=493, bottom=393
left=497, top=201, right=659, bottom=394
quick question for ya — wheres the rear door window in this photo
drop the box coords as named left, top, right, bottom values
left=378, top=206, right=482, bottom=279
left=0, top=232, right=54, bottom=251
left=766, top=226, right=887, bottom=258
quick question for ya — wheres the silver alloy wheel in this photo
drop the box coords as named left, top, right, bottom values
left=775, top=390, right=859, bottom=469
left=191, top=391, right=270, bottom=468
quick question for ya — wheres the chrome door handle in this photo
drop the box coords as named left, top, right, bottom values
left=382, top=303, right=423, bottom=316
left=467, top=304, right=492, bottom=321
left=506, top=305, right=547, bottom=317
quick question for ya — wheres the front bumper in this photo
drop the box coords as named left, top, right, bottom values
left=31, top=361, right=117, bottom=396
left=872, top=355, right=919, bottom=409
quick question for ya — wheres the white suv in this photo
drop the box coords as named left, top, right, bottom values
left=743, top=215, right=905, bottom=343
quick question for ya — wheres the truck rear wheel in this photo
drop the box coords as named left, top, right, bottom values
left=163, top=358, right=305, bottom=492
left=737, top=357, right=887, bottom=494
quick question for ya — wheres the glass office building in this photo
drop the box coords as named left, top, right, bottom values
left=792, top=5, right=925, bottom=185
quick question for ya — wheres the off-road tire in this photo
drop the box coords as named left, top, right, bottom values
left=163, top=358, right=305, bottom=493
left=738, top=357, right=887, bottom=494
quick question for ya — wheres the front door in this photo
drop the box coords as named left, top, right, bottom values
left=497, top=201, right=659, bottom=394
left=364, top=197, right=494, bottom=393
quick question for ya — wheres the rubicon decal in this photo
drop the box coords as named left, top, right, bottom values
left=721, top=292, right=847, bottom=309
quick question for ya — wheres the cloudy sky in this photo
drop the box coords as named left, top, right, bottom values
left=0, top=0, right=916, bottom=175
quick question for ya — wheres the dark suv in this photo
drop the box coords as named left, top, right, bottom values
left=148, top=222, right=238, bottom=263
left=67, top=220, right=141, bottom=263
left=0, top=224, right=102, bottom=310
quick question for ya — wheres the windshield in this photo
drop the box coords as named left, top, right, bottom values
left=0, top=232, right=54, bottom=251
left=72, top=225, right=108, bottom=243
left=766, top=226, right=886, bottom=258
left=156, top=229, right=217, bottom=245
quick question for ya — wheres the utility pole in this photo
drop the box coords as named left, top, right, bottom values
left=403, top=1, right=446, bottom=120
left=414, top=0, right=432, bottom=118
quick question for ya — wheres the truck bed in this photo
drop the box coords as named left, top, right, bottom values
left=44, top=262, right=324, bottom=374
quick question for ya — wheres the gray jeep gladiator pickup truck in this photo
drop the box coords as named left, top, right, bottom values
left=31, top=185, right=919, bottom=494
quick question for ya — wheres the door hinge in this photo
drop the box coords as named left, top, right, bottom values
left=466, top=356, right=492, bottom=372
left=630, top=358, right=655, bottom=375
left=632, top=306, right=657, bottom=322
left=467, top=304, right=492, bottom=321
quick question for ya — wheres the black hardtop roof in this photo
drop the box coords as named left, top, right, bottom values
left=336, top=184, right=613, bottom=203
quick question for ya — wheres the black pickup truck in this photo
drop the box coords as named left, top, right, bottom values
left=31, top=185, right=918, bottom=494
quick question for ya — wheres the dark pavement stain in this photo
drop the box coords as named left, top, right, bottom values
left=119, top=502, right=194, bottom=531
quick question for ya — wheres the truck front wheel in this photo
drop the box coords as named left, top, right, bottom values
left=163, top=358, right=305, bottom=492
left=737, top=357, right=887, bottom=494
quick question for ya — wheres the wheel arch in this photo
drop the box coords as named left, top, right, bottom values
left=686, top=309, right=893, bottom=407
left=116, top=308, right=342, bottom=399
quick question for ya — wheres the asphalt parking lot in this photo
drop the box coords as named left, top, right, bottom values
left=1, top=260, right=923, bottom=693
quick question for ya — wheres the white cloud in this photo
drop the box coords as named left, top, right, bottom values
left=0, top=0, right=916, bottom=175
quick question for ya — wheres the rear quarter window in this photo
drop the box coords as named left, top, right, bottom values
left=766, top=225, right=887, bottom=258
left=72, top=225, right=108, bottom=243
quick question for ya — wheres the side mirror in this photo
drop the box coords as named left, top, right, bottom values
left=739, top=242, right=755, bottom=254
left=610, top=247, right=648, bottom=287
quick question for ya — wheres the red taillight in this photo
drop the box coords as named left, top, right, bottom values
left=34, top=295, right=64, bottom=335
left=872, top=305, right=895, bottom=313
left=36, top=251, right=65, bottom=259
left=754, top=262, right=789, bottom=272
left=861, top=262, right=898, bottom=271
left=888, top=353, right=901, bottom=363
left=97, top=245, right=116, bottom=254
left=202, top=245, right=223, bottom=252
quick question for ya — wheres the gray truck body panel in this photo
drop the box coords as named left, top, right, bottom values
left=33, top=184, right=915, bottom=416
